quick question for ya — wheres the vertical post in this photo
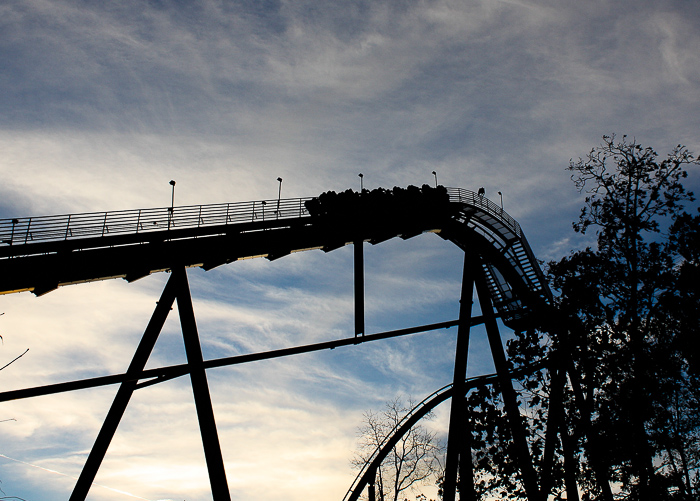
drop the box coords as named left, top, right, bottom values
left=367, top=467, right=377, bottom=501
left=65, top=214, right=72, bottom=239
left=539, top=360, right=568, bottom=498
left=24, top=218, right=31, bottom=244
left=174, top=267, right=231, bottom=501
left=70, top=274, right=178, bottom=501
left=460, top=405, right=477, bottom=501
left=354, top=240, right=365, bottom=337
left=10, top=219, right=18, bottom=246
left=475, top=270, right=541, bottom=501
left=540, top=360, right=580, bottom=501
left=443, top=251, right=478, bottom=501
left=560, top=399, right=581, bottom=501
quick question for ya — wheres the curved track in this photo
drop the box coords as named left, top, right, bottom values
left=345, top=383, right=456, bottom=501
left=0, top=186, right=550, bottom=328
left=343, top=359, right=549, bottom=501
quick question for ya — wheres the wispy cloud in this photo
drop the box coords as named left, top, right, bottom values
left=1, top=0, right=699, bottom=499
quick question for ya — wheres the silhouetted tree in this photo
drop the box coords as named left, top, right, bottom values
left=352, top=397, right=445, bottom=501
left=547, top=134, right=700, bottom=500
left=460, top=135, right=700, bottom=501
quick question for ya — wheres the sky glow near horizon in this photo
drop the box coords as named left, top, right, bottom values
left=0, top=0, right=699, bottom=500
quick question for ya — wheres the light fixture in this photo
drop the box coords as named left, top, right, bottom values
left=276, top=177, right=283, bottom=217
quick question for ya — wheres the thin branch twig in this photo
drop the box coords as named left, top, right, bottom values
left=0, top=349, right=29, bottom=372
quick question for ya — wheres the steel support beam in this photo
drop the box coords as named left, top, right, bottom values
left=174, top=267, right=231, bottom=500
left=69, top=272, right=178, bottom=501
left=354, top=240, right=365, bottom=337
left=367, top=467, right=377, bottom=501
left=541, top=360, right=580, bottom=501
left=539, top=360, right=568, bottom=498
left=443, top=251, right=478, bottom=501
left=0, top=319, right=467, bottom=403
left=461, top=403, right=477, bottom=501
left=475, top=269, right=541, bottom=501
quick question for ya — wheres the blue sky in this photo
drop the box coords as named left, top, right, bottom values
left=1, top=1, right=699, bottom=500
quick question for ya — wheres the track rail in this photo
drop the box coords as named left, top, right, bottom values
left=443, top=187, right=550, bottom=325
left=344, top=383, right=456, bottom=501
left=0, top=186, right=550, bottom=327
left=0, top=188, right=519, bottom=255
left=343, top=358, right=550, bottom=501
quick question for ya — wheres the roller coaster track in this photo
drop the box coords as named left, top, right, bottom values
left=343, top=359, right=549, bottom=501
left=0, top=186, right=550, bottom=328
left=0, top=185, right=555, bottom=500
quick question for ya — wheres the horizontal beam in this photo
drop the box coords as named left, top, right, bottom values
left=0, top=318, right=486, bottom=403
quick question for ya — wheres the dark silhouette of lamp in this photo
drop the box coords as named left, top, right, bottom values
left=276, top=177, right=283, bottom=217
left=168, top=180, right=176, bottom=229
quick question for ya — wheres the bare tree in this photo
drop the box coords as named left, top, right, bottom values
left=352, top=397, right=445, bottom=501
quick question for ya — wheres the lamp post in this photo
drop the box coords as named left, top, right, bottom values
left=432, top=171, right=438, bottom=187
left=358, top=173, right=363, bottom=192
left=168, top=180, right=176, bottom=229
left=276, top=177, right=283, bottom=217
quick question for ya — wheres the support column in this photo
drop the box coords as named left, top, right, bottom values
left=174, top=267, right=231, bottom=501
left=367, top=467, right=377, bottom=501
left=540, top=360, right=569, bottom=499
left=443, top=252, right=478, bottom=501
left=70, top=273, right=178, bottom=501
left=475, top=270, right=541, bottom=501
left=354, top=240, right=365, bottom=337
left=461, top=405, right=477, bottom=501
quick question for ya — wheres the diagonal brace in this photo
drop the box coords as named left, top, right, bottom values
left=70, top=272, right=178, bottom=501
left=475, top=268, right=542, bottom=501
left=174, top=267, right=231, bottom=500
left=442, top=251, right=478, bottom=501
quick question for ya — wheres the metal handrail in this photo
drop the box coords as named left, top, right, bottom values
left=0, top=197, right=315, bottom=247
left=445, top=187, right=522, bottom=238
left=0, top=187, right=520, bottom=248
